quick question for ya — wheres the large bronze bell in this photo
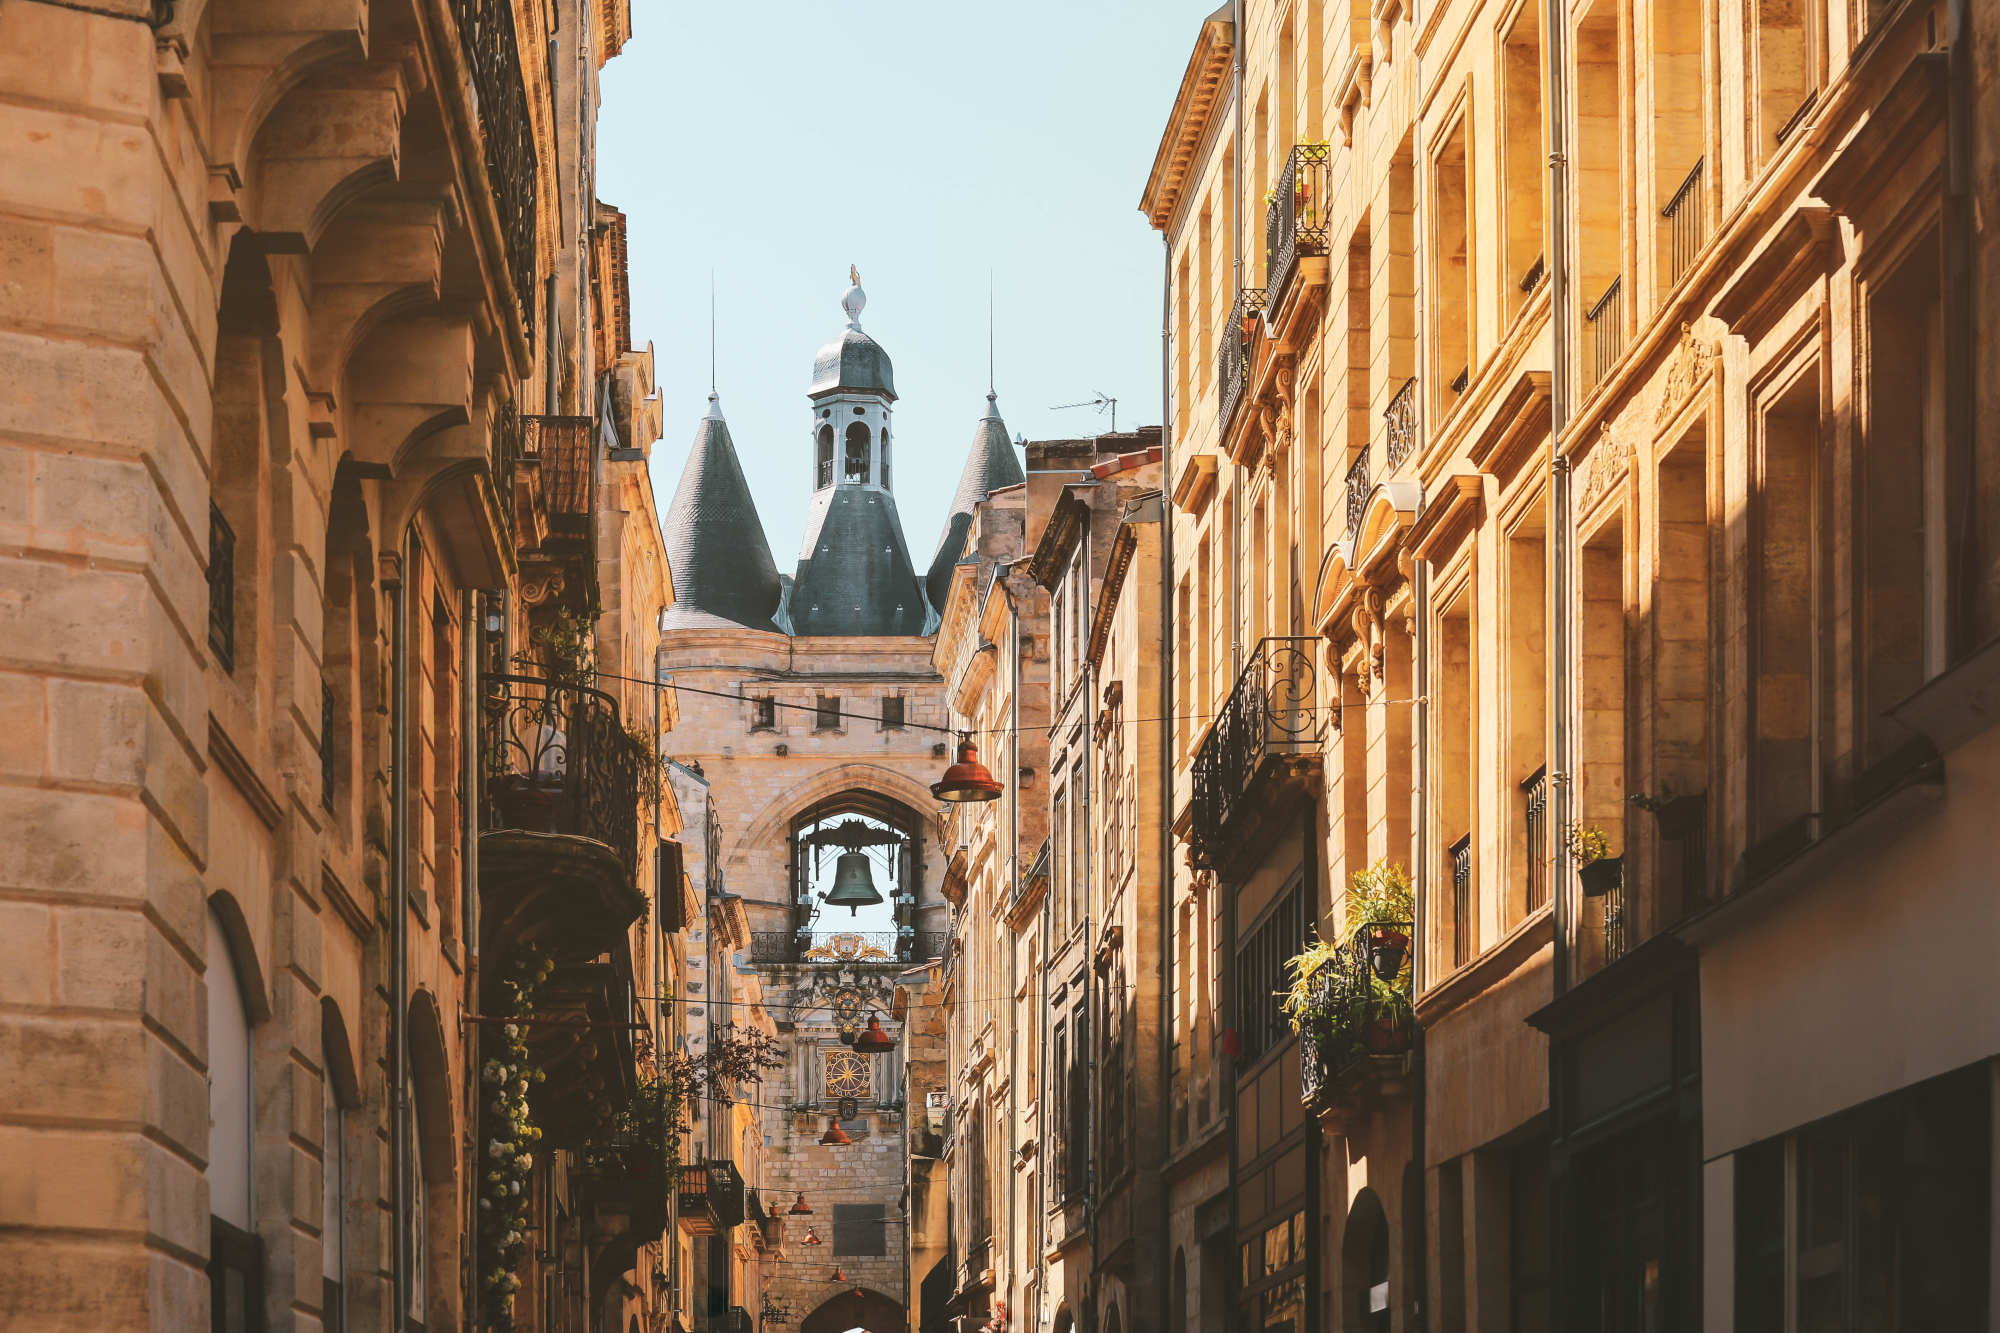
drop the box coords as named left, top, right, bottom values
left=823, top=851, right=884, bottom=915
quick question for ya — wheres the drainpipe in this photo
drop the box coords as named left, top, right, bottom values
left=1943, top=0, right=1976, bottom=651
left=1008, top=577, right=1023, bottom=1320
left=1156, top=231, right=1178, bottom=1333
left=1545, top=0, right=1575, bottom=1006
left=1410, top=556, right=1431, bottom=1333
left=388, top=529, right=412, bottom=1333
left=461, top=588, right=481, bottom=1332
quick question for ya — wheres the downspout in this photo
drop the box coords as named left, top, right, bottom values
left=1545, top=0, right=1575, bottom=1007
left=1156, top=231, right=1178, bottom=1333
left=1544, top=1, right=1578, bottom=1326
left=1008, top=577, right=1023, bottom=1320
left=1230, top=0, right=1247, bottom=685
left=461, top=588, right=481, bottom=1332
left=1943, top=0, right=1976, bottom=651
left=1223, top=7, right=1246, bottom=1323
left=1410, top=556, right=1431, bottom=1333
left=388, top=529, right=412, bottom=1333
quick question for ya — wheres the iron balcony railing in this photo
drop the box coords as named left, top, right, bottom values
left=1449, top=834, right=1473, bottom=968
left=676, top=1159, right=745, bottom=1235
left=746, top=931, right=947, bottom=965
left=1297, top=921, right=1414, bottom=1108
left=1521, top=767, right=1549, bottom=912
left=1343, top=446, right=1371, bottom=539
left=208, top=501, right=236, bottom=673
left=1218, top=287, right=1266, bottom=433
left=1587, top=276, right=1624, bottom=390
left=480, top=673, right=641, bottom=879
left=1662, top=158, right=1704, bottom=288
left=320, top=683, right=337, bottom=813
left=1265, top=143, right=1334, bottom=309
left=491, top=399, right=521, bottom=545
left=1382, top=376, right=1419, bottom=474
left=1602, top=875, right=1630, bottom=964
left=452, top=0, right=537, bottom=346
left=1189, top=637, right=1322, bottom=866
left=523, top=415, right=594, bottom=539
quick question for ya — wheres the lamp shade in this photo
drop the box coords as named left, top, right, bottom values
left=931, top=738, right=1003, bottom=803
left=818, top=1117, right=852, bottom=1146
left=790, top=1192, right=813, bottom=1215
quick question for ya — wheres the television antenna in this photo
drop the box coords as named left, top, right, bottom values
left=1051, top=391, right=1117, bottom=435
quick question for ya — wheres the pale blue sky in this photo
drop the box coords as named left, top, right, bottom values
left=598, top=1, right=1215, bottom=579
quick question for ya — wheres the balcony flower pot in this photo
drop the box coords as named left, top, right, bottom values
left=1654, top=793, right=1705, bottom=840
left=1578, top=855, right=1624, bottom=897
left=491, top=772, right=563, bottom=834
left=1366, top=1014, right=1409, bottom=1054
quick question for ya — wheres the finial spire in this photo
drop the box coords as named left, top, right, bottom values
left=708, top=269, right=717, bottom=395
left=841, top=268, right=867, bottom=329
left=988, top=270, right=995, bottom=397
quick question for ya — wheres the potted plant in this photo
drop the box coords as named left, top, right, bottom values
left=1567, top=822, right=1623, bottom=896
left=1628, top=782, right=1705, bottom=840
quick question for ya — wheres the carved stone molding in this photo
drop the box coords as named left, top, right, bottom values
left=1653, top=322, right=1717, bottom=427
left=1578, top=424, right=1634, bottom=514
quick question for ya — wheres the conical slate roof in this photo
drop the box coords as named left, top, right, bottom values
left=659, top=396, right=785, bottom=634
left=790, top=487, right=929, bottom=637
left=925, top=393, right=1026, bottom=615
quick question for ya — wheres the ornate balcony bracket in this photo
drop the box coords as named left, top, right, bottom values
left=1189, top=638, right=1324, bottom=872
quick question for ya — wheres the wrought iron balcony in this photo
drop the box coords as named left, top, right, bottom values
left=1343, top=446, right=1371, bottom=539
left=1265, top=143, right=1334, bottom=310
left=523, top=415, right=594, bottom=543
left=1521, top=767, right=1549, bottom=912
left=1382, top=377, right=1419, bottom=474
left=481, top=672, right=641, bottom=879
left=575, top=1132, right=668, bottom=1245
left=1189, top=637, right=1323, bottom=867
left=1218, top=287, right=1265, bottom=434
left=1662, top=158, right=1704, bottom=288
left=452, top=0, right=537, bottom=346
left=1297, top=921, right=1414, bottom=1111
left=677, top=1159, right=745, bottom=1236
left=1587, top=276, right=1624, bottom=390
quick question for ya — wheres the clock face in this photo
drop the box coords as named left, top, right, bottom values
left=831, top=988, right=862, bottom=1034
left=825, top=1050, right=871, bottom=1100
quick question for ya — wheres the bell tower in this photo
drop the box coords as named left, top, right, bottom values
left=808, top=269, right=896, bottom=493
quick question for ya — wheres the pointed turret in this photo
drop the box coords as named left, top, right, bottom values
left=925, top=392, right=1026, bottom=615
left=659, top=395, right=785, bottom=634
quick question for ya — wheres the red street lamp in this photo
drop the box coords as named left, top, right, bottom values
left=931, top=736, right=1003, bottom=803
left=819, top=1117, right=853, bottom=1146
left=790, top=1191, right=814, bottom=1215
left=829, top=1266, right=845, bottom=1283
left=801, top=1228, right=823, bottom=1246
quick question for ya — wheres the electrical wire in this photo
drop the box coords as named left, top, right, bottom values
left=586, top=667, right=1422, bottom=741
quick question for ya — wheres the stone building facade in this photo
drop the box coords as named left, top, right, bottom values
left=1135, top=0, right=2000, bottom=1328
left=0, top=0, right=702, bottom=1326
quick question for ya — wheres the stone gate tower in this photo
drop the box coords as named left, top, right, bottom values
left=658, top=276, right=1024, bottom=1331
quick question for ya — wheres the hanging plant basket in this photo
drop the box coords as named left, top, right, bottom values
left=1578, top=855, right=1624, bottom=897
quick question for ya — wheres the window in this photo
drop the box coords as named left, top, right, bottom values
left=833, top=1204, right=887, bottom=1257
left=1051, top=787, right=1068, bottom=938
left=320, top=682, right=337, bottom=812
left=1437, top=584, right=1475, bottom=967
left=880, top=696, right=904, bottom=729
left=816, top=426, right=834, bottom=490
left=1431, top=116, right=1472, bottom=413
left=207, top=908, right=262, bottom=1332
left=1575, top=0, right=1623, bottom=381
left=208, top=501, right=237, bottom=673
left=1234, top=877, right=1307, bottom=1062
left=1065, top=998, right=1089, bottom=1197
left=1735, top=1064, right=1990, bottom=1329
left=1501, top=6, right=1546, bottom=318
left=751, top=697, right=776, bottom=731
left=1580, top=516, right=1630, bottom=967
left=1750, top=372, right=1820, bottom=862
left=880, top=430, right=891, bottom=489
left=1506, top=501, right=1549, bottom=923
left=323, top=1047, right=345, bottom=1332
left=815, top=696, right=841, bottom=732
left=844, top=422, right=869, bottom=484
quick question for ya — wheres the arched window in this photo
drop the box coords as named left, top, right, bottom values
left=880, top=429, right=892, bottom=489
left=844, top=422, right=870, bottom=484
left=206, top=908, right=263, bottom=1330
left=816, top=426, right=835, bottom=490
left=406, top=1072, right=428, bottom=1332
left=322, top=1042, right=345, bottom=1332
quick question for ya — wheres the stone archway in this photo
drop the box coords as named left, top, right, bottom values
left=800, top=1286, right=906, bottom=1333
